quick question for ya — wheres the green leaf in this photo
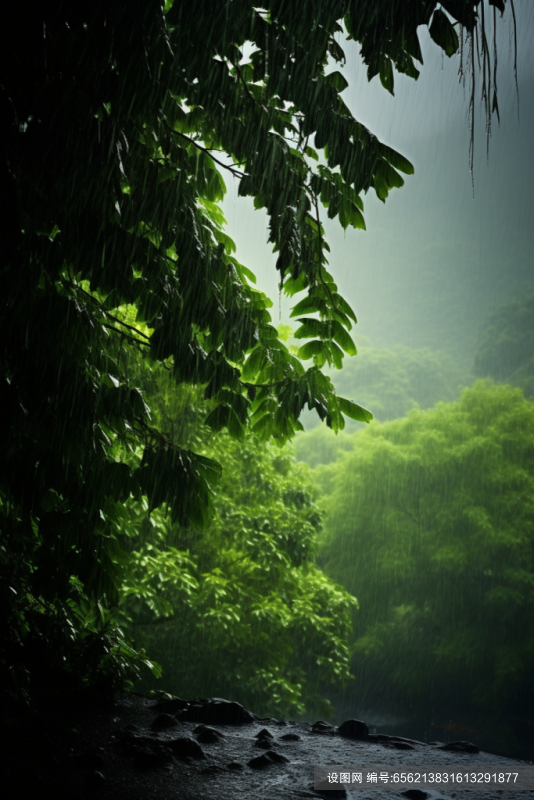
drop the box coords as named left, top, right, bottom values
left=294, top=318, right=323, bottom=339
left=324, top=70, right=349, bottom=93
left=429, top=8, right=460, bottom=57
left=290, top=295, right=327, bottom=318
left=297, top=340, right=327, bottom=360
left=379, top=57, right=394, bottom=95
left=338, top=396, right=373, bottom=423
left=380, top=144, right=414, bottom=175
left=332, top=321, right=357, bottom=356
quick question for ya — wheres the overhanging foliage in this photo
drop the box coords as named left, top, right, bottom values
left=0, top=0, right=510, bottom=705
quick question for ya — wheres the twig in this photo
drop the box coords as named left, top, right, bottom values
left=164, top=122, right=246, bottom=178
left=76, top=285, right=152, bottom=341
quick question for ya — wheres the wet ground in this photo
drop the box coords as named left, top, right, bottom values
left=6, top=692, right=532, bottom=800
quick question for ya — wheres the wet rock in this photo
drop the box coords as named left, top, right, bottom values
left=281, top=732, right=301, bottom=741
left=248, top=754, right=275, bottom=770
left=402, top=790, right=430, bottom=800
left=312, top=720, right=336, bottom=735
left=383, top=740, right=414, bottom=750
left=167, top=736, right=206, bottom=760
left=193, top=724, right=225, bottom=743
left=439, top=740, right=479, bottom=753
left=186, top=698, right=255, bottom=725
left=256, top=727, right=274, bottom=740
left=151, top=712, right=178, bottom=730
left=367, top=734, right=424, bottom=747
left=152, top=698, right=189, bottom=714
left=248, top=750, right=289, bottom=768
left=265, top=749, right=289, bottom=763
left=338, top=719, right=369, bottom=740
left=227, top=761, right=243, bottom=770
left=254, top=739, right=272, bottom=749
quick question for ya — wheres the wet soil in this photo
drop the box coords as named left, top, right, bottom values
left=3, top=691, right=532, bottom=799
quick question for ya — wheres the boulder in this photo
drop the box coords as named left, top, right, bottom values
left=187, top=698, right=255, bottom=725
left=338, top=719, right=369, bottom=740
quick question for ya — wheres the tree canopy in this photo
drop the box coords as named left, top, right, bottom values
left=474, top=293, right=534, bottom=398
left=319, top=382, right=534, bottom=720
left=1, top=0, right=511, bottom=708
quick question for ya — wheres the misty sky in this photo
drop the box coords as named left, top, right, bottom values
left=222, top=1, right=534, bottom=371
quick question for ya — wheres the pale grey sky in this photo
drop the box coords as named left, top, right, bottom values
left=222, top=1, right=534, bottom=368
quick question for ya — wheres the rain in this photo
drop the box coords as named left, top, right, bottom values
left=2, top=2, right=533, bottom=796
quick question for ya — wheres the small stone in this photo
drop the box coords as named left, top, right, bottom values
left=280, top=732, right=300, bottom=741
left=439, top=740, right=480, bottom=753
left=265, top=749, right=289, bottom=763
left=402, top=790, right=430, bottom=800
left=248, top=754, right=274, bottom=769
left=255, top=727, right=274, bottom=740
left=197, top=728, right=224, bottom=744
left=167, top=736, right=206, bottom=760
left=151, top=713, right=178, bottom=731
left=311, top=720, right=336, bottom=734
left=227, top=761, right=243, bottom=770
left=254, top=738, right=272, bottom=749
left=338, top=719, right=369, bottom=740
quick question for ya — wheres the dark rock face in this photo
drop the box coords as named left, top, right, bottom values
left=150, top=713, right=178, bottom=731
left=338, top=719, right=369, bottom=740
left=167, top=736, right=206, bottom=760
left=312, top=720, right=336, bottom=735
left=439, top=740, right=480, bottom=753
left=186, top=699, right=255, bottom=725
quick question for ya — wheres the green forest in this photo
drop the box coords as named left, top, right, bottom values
left=2, top=0, right=531, bottom=761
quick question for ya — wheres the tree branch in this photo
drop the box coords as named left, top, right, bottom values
left=164, top=122, right=246, bottom=178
